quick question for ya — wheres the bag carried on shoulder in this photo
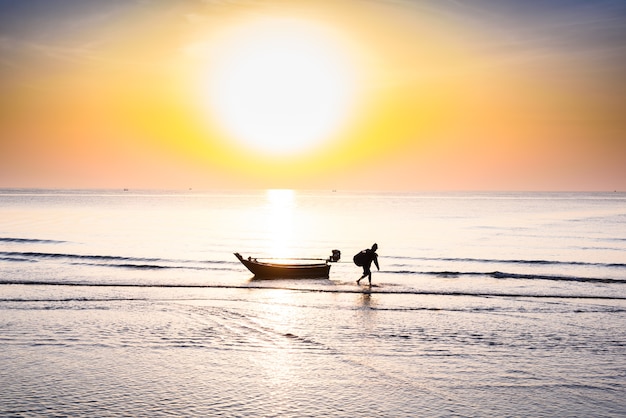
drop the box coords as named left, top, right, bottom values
left=353, top=251, right=367, bottom=267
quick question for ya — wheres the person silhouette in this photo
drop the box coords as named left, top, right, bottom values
left=354, top=243, right=379, bottom=285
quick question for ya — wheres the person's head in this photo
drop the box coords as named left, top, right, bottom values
left=371, top=243, right=378, bottom=251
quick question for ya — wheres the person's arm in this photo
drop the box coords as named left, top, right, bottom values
left=374, top=255, right=380, bottom=270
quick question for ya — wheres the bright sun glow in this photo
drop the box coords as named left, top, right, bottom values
left=205, top=18, right=358, bottom=156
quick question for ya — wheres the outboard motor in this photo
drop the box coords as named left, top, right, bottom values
left=329, top=249, right=341, bottom=262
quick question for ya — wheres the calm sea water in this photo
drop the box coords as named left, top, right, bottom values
left=1, top=189, right=625, bottom=417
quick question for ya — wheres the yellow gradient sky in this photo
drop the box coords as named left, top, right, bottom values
left=1, top=0, right=625, bottom=191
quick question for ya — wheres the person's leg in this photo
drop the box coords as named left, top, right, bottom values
left=357, top=266, right=369, bottom=284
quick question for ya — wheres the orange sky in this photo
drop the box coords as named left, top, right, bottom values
left=1, top=0, right=625, bottom=191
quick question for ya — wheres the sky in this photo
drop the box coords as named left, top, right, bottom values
left=0, top=0, right=625, bottom=191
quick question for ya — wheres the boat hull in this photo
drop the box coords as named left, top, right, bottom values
left=234, top=253, right=330, bottom=278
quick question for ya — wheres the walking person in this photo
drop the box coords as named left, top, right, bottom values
left=354, top=243, right=379, bottom=285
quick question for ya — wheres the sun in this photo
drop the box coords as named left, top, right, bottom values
left=204, top=18, right=359, bottom=156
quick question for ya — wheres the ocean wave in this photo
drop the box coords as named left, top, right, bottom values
left=1, top=280, right=625, bottom=300
left=0, top=237, right=66, bottom=244
left=387, top=269, right=626, bottom=284
left=0, top=251, right=175, bottom=263
left=391, top=255, right=626, bottom=269
left=67, top=262, right=238, bottom=271
left=489, top=271, right=626, bottom=284
left=69, top=262, right=175, bottom=270
left=4, top=251, right=624, bottom=270
left=0, top=256, right=38, bottom=263
left=0, top=251, right=235, bottom=270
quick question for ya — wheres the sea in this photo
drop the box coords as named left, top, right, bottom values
left=1, top=189, right=625, bottom=417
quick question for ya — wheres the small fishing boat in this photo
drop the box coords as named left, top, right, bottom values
left=234, top=250, right=340, bottom=278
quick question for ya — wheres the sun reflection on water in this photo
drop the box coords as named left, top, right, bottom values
left=265, top=189, right=296, bottom=258
left=250, top=289, right=302, bottom=391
